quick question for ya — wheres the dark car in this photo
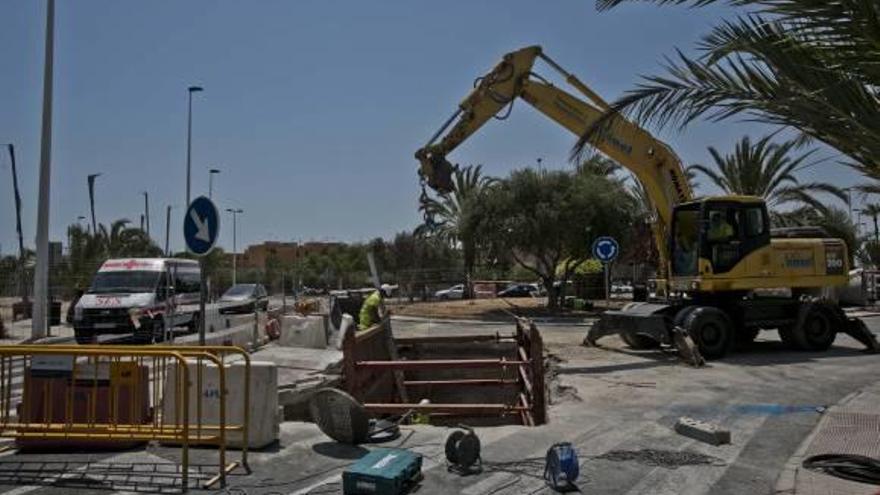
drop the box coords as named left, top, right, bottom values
left=497, top=284, right=538, bottom=298
left=219, top=283, right=269, bottom=314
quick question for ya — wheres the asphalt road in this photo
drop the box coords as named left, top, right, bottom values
left=0, top=316, right=877, bottom=494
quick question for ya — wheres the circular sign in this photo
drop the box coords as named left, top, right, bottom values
left=592, top=236, right=619, bottom=263
left=183, top=196, right=220, bottom=256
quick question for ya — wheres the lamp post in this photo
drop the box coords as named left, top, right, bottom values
left=208, top=168, right=220, bottom=198
left=185, top=85, right=204, bottom=209
left=32, top=0, right=56, bottom=338
left=164, top=205, right=173, bottom=256
left=226, top=208, right=243, bottom=285
left=87, top=173, right=100, bottom=234
left=142, top=191, right=150, bottom=236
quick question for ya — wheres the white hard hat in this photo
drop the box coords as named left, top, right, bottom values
left=380, top=284, right=393, bottom=296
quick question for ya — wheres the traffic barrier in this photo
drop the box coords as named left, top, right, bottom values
left=0, top=345, right=251, bottom=491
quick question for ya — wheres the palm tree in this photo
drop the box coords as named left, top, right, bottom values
left=417, top=165, right=495, bottom=297
left=688, top=135, right=847, bottom=213
left=577, top=1, right=880, bottom=190
left=862, top=204, right=880, bottom=243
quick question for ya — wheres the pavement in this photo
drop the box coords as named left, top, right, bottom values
left=0, top=314, right=875, bottom=493
left=776, top=381, right=880, bottom=495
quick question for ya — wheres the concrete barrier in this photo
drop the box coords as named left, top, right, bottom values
left=162, top=359, right=279, bottom=449
left=280, top=314, right=328, bottom=349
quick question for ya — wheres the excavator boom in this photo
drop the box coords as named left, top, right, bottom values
left=416, top=45, right=691, bottom=279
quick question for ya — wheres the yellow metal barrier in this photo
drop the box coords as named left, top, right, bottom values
left=0, top=345, right=251, bottom=491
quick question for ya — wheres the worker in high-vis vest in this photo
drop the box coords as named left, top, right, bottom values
left=358, top=284, right=393, bottom=330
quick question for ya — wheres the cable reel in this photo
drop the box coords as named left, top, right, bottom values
left=445, top=426, right=482, bottom=475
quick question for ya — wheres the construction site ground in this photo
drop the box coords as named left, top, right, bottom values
left=0, top=315, right=877, bottom=494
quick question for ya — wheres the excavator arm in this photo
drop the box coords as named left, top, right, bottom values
left=416, top=46, right=693, bottom=278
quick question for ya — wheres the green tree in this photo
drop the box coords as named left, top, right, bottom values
left=480, top=168, right=636, bottom=308
left=417, top=164, right=495, bottom=297
left=688, top=135, right=847, bottom=213
left=577, top=1, right=880, bottom=190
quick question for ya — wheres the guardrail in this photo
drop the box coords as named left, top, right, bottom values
left=0, top=344, right=251, bottom=491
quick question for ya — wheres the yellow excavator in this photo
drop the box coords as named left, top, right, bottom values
left=415, top=46, right=879, bottom=363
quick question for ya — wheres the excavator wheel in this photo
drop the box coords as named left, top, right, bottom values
left=682, top=306, right=733, bottom=360
left=793, top=304, right=836, bottom=352
left=778, top=325, right=798, bottom=349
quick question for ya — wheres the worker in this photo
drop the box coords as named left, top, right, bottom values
left=707, top=211, right=734, bottom=241
left=358, top=284, right=393, bottom=330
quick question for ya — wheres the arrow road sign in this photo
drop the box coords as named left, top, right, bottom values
left=592, top=236, right=619, bottom=263
left=183, top=196, right=219, bottom=256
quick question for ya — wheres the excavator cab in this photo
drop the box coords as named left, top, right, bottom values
left=670, top=196, right=770, bottom=283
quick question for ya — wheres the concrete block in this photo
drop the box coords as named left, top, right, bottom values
left=674, top=416, right=730, bottom=446
left=162, top=359, right=279, bottom=449
left=280, top=314, right=327, bottom=349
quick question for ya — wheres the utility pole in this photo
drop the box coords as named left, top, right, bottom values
left=6, top=144, right=26, bottom=301
left=165, top=205, right=172, bottom=256
left=185, top=86, right=203, bottom=210
left=32, top=0, right=56, bottom=339
left=142, top=191, right=150, bottom=236
left=209, top=168, right=220, bottom=198
left=226, top=208, right=243, bottom=285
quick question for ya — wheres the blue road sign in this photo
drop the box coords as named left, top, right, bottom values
left=183, top=196, right=220, bottom=256
left=592, top=236, right=619, bottom=263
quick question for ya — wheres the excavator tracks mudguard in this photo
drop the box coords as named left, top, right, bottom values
left=584, top=303, right=672, bottom=347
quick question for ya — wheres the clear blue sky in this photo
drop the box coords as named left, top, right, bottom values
left=0, top=0, right=865, bottom=255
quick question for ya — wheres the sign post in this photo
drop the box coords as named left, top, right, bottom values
left=183, top=196, right=220, bottom=346
left=592, top=236, right=619, bottom=310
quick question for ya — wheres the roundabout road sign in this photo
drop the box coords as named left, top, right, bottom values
left=183, top=196, right=220, bottom=256
left=592, top=236, right=619, bottom=263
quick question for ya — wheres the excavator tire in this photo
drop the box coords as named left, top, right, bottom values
left=682, top=306, right=733, bottom=360
left=778, top=325, right=798, bottom=349
left=793, top=304, right=836, bottom=352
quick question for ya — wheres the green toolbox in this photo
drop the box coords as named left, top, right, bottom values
left=342, top=448, right=423, bottom=494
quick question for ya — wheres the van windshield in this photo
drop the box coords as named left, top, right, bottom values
left=88, top=271, right=160, bottom=294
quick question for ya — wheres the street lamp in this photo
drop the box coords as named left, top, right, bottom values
left=185, top=85, right=204, bottom=209
left=226, top=208, right=243, bottom=285
left=142, top=191, right=150, bottom=237
left=208, top=168, right=221, bottom=198
left=87, top=173, right=101, bottom=234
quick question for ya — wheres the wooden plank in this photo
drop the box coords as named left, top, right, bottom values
left=356, top=359, right=529, bottom=370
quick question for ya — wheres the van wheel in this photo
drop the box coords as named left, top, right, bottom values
left=683, top=306, right=733, bottom=360
left=187, top=313, right=200, bottom=334
left=794, top=305, right=837, bottom=351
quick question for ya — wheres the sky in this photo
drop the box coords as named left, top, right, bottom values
left=0, top=0, right=867, bottom=255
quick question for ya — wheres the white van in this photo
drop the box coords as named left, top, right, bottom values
left=72, top=258, right=201, bottom=344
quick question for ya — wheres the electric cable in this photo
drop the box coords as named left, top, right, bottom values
left=802, top=454, right=880, bottom=485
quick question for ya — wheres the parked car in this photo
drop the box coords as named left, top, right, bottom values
left=72, top=258, right=201, bottom=344
left=497, top=284, right=538, bottom=298
left=219, top=283, right=269, bottom=314
left=435, top=284, right=465, bottom=300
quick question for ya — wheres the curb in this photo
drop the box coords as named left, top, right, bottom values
left=773, top=390, right=863, bottom=494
